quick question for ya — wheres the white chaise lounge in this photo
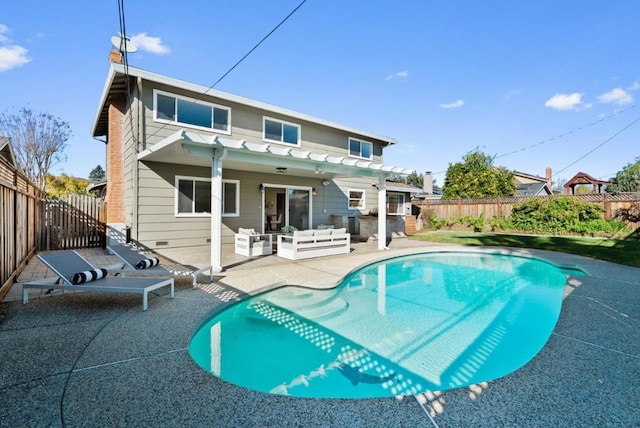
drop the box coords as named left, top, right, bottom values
left=277, top=228, right=350, bottom=260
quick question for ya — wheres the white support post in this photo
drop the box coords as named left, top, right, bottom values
left=377, top=175, right=387, bottom=250
left=210, top=149, right=223, bottom=272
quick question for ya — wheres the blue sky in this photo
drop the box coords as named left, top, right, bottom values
left=1, top=1, right=638, bottom=187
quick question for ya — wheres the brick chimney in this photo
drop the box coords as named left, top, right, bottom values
left=109, top=49, right=123, bottom=64
left=545, top=167, right=552, bottom=188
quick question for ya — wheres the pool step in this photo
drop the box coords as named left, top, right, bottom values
left=263, top=287, right=340, bottom=311
left=253, top=288, right=349, bottom=323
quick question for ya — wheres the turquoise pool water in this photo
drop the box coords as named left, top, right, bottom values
left=189, top=252, right=571, bottom=398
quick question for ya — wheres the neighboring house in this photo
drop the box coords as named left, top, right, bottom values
left=91, top=54, right=412, bottom=271
left=513, top=168, right=553, bottom=196
left=412, top=171, right=442, bottom=201
left=0, top=137, right=17, bottom=168
left=385, top=181, right=423, bottom=216
left=564, top=172, right=610, bottom=195
left=87, top=180, right=107, bottom=198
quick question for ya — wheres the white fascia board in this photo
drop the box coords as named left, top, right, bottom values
left=137, top=129, right=185, bottom=160
left=91, top=65, right=118, bottom=137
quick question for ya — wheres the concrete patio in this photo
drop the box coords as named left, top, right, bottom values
left=1, top=238, right=639, bottom=427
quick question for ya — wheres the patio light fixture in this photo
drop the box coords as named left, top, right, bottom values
left=259, top=183, right=265, bottom=194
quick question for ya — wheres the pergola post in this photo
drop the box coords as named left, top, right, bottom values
left=210, top=149, right=223, bottom=272
left=377, top=175, right=387, bottom=250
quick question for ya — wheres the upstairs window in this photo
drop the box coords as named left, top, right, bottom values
left=155, top=90, right=230, bottom=134
left=263, top=117, right=300, bottom=146
left=349, top=138, right=373, bottom=160
left=348, top=189, right=365, bottom=210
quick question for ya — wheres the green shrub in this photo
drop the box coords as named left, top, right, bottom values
left=509, top=196, right=626, bottom=236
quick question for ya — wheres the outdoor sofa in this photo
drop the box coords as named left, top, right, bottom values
left=277, top=228, right=350, bottom=260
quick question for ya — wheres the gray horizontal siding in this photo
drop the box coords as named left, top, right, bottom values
left=140, top=82, right=385, bottom=163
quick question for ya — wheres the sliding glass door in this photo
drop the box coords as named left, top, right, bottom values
left=287, top=189, right=310, bottom=230
left=263, top=185, right=312, bottom=232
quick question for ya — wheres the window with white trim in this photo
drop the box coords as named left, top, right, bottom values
left=154, top=90, right=231, bottom=133
left=175, top=176, right=239, bottom=217
left=221, top=180, right=240, bottom=216
left=348, top=138, right=373, bottom=160
left=263, top=117, right=300, bottom=146
left=348, top=189, right=365, bottom=210
left=387, top=193, right=405, bottom=215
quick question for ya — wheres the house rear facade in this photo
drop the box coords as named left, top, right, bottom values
left=91, top=57, right=412, bottom=270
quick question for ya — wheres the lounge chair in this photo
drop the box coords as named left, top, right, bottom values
left=106, top=244, right=212, bottom=289
left=234, top=228, right=273, bottom=256
left=22, top=250, right=174, bottom=311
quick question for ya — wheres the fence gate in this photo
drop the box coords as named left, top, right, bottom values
left=39, top=194, right=106, bottom=251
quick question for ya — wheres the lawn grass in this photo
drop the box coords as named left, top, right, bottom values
left=410, top=231, right=640, bottom=268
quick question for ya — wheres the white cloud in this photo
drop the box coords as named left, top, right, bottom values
left=439, top=99, right=464, bottom=109
left=385, top=70, right=408, bottom=81
left=544, top=93, right=585, bottom=110
left=504, top=89, right=521, bottom=100
left=626, top=81, right=639, bottom=91
left=0, top=45, right=30, bottom=71
left=0, top=24, right=9, bottom=43
left=597, top=87, right=633, bottom=105
left=130, top=32, right=170, bottom=55
left=0, top=25, right=30, bottom=71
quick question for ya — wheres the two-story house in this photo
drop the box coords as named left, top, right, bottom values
left=91, top=53, right=412, bottom=272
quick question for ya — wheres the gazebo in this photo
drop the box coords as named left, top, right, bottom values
left=563, top=172, right=611, bottom=195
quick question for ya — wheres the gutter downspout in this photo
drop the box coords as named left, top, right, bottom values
left=133, top=76, right=143, bottom=242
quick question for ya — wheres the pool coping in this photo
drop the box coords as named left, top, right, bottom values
left=2, top=239, right=639, bottom=427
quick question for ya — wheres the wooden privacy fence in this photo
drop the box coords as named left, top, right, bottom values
left=39, top=194, right=106, bottom=251
left=0, top=157, right=45, bottom=300
left=414, top=193, right=640, bottom=226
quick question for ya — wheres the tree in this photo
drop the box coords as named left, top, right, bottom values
left=46, top=173, right=89, bottom=197
left=575, top=185, right=592, bottom=195
left=0, top=108, right=71, bottom=190
left=88, top=164, right=106, bottom=182
left=389, top=171, right=424, bottom=187
left=606, top=158, right=640, bottom=194
left=442, top=150, right=516, bottom=199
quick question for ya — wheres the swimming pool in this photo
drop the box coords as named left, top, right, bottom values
left=189, top=252, right=572, bottom=398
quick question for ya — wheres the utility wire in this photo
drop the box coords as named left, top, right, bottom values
left=495, top=104, right=636, bottom=160
left=206, top=0, right=308, bottom=92
left=552, top=112, right=640, bottom=177
left=145, top=0, right=308, bottom=142
left=430, top=105, right=637, bottom=177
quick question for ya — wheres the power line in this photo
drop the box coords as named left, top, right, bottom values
left=206, top=0, right=308, bottom=92
left=495, top=104, right=636, bottom=160
left=145, top=0, right=309, bottom=142
left=552, top=112, right=640, bottom=177
left=429, top=105, right=637, bottom=177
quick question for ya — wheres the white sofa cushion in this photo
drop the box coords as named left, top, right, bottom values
left=314, top=229, right=332, bottom=236
left=293, top=230, right=314, bottom=237
left=332, top=228, right=347, bottom=235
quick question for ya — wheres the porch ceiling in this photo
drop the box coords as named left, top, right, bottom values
left=138, top=130, right=413, bottom=179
